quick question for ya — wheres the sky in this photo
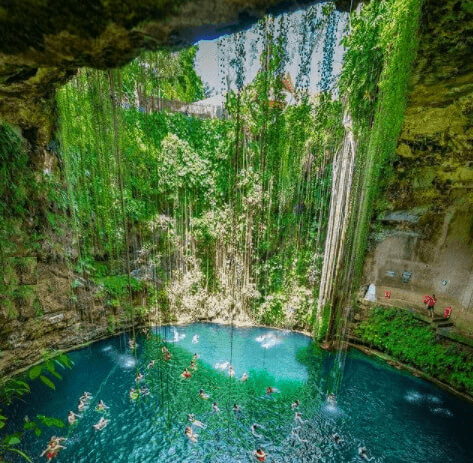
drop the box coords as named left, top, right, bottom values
left=194, top=4, right=348, bottom=98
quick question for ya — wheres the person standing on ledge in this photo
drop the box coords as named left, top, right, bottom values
left=423, top=294, right=437, bottom=319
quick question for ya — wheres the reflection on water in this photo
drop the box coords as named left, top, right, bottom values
left=3, top=323, right=473, bottom=463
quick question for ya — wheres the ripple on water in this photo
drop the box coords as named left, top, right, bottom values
left=404, top=390, right=423, bottom=404
left=117, top=354, right=136, bottom=369
left=255, top=332, right=283, bottom=349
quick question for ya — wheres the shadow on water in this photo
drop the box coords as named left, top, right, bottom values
left=3, top=324, right=473, bottom=462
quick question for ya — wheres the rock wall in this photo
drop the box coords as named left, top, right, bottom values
left=363, top=0, right=473, bottom=335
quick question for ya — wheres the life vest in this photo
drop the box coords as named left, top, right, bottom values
left=384, top=291, right=391, bottom=299
left=183, top=371, right=191, bottom=378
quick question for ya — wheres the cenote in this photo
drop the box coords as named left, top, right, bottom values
left=2, top=0, right=473, bottom=462
left=4, top=324, right=473, bottom=462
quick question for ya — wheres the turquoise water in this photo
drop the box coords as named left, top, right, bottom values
left=4, top=323, right=473, bottom=462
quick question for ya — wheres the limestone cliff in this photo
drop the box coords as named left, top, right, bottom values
left=363, top=0, right=473, bottom=335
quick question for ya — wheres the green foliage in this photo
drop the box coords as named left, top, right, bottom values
left=356, top=307, right=473, bottom=395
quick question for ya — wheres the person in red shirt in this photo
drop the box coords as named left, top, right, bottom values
left=254, top=448, right=267, bottom=461
left=423, top=294, right=437, bottom=318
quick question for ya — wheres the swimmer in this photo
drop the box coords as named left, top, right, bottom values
left=198, top=389, right=209, bottom=400
left=241, top=372, right=249, bottom=382
left=95, top=400, right=109, bottom=411
left=181, top=368, right=192, bottom=379
left=135, top=372, right=144, bottom=383
left=327, top=393, right=336, bottom=405
left=129, top=339, right=138, bottom=350
left=212, top=402, right=221, bottom=413
left=129, top=387, right=139, bottom=400
left=162, top=346, right=172, bottom=361
left=254, top=448, right=267, bottom=462
left=291, top=426, right=308, bottom=443
left=358, top=446, right=372, bottom=461
left=192, top=334, right=199, bottom=344
left=77, top=399, right=87, bottom=412
left=291, top=400, right=300, bottom=410
left=266, top=386, right=280, bottom=394
left=41, top=439, right=66, bottom=461
left=185, top=426, right=198, bottom=443
left=251, top=423, right=264, bottom=438
left=332, top=433, right=344, bottom=445
left=147, top=360, right=156, bottom=369
left=233, top=403, right=242, bottom=414
left=228, top=366, right=235, bottom=377
left=80, top=391, right=92, bottom=401
left=188, top=413, right=206, bottom=428
left=67, top=411, right=80, bottom=425
left=140, top=386, right=150, bottom=396
left=190, top=359, right=198, bottom=371
left=93, top=417, right=110, bottom=431
left=294, top=412, right=306, bottom=424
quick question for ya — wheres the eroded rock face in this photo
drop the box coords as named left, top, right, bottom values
left=364, top=0, right=473, bottom=332
left=0, top=0, right=357, bottom=146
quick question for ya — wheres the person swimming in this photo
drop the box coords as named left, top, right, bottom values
left=254, top=448, right=267, bottom=462
left=129, top=388, right=139, bottom=401
left=192, top=335, right=199, bottom=344
left=327, top=393, right=336, bottom=405
left=294, top=412, right=306, bottom=424
left=80, top=391, right=92, bottom=402
left=241, top=372, right=249, bottom=382
left=68, top=411, right=80, bottom=425
left=266, top=386, right=280, bottom=394
left=41, top=438, right=66, bottom=461
left=291, top=400, right=300, bottom=410
left=233, top=403, right=242, bottom=414
left=129, top=339, right=138, bottom=350
left=162, top=346, right=172, bottom=361
left=185, top=426, right=198, bottom=443
left=135, top=372, right=144, bottom=383
left=147, top=360, right=155, bottom=369
left=77, top=399, right=87, bottom=412
left=140, top=386, right=150, bottom=396
left=198, top=389, right=209, bottom=400
left=251, top=423, right=264, bottom=438
left=93, top=417, right=109, bottom=431
left=212, top=402, right=221, bottom=413
left=188, top=413, right=206, bottom=428
left=228, top=365, right=235, bottom=377
left=181, top=368, right=192, bottom=379
left=358, top=446, right=372, bottom=461
left=291, top=426, right=308, bottom=443
left=333, top=433, right=344, bottom=445
left=95, top=400, right=108, bottom=412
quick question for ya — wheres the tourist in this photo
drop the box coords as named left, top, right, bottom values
left=135, top=372, right=144, bottom=383
left=129, top=387, right=139, bottom=401
left=77, top=399, right=87, bottom=412
left=212, top=402, right=220, bottom=413
left=188, top=413, right=206, bottom=428
left=241, top=372, right=249, bottom=382
left=294, top=411, right=306, bottom=424
left=254, top=448, right=267, bottom=462
left=327, top=393, right=336, bottom=405
left=41, top=438, right=66, bottom=461
left=291, top=426, right=308, bottom=443
left=333, top=433, right=344, bottom=445
left=147, top=360, right=155, bottom=369
left=185, top=426, right=198, bottom=443
left=423, top=294, right=437, bottom=319
left=140, top=386, right=150, bottom=396
left=162, top=346, right=172, bottom=361
left=93, top=417, right=110, bottom=431
left=95, top=400, right=108, bottom=411
left=80, top=391, right=92, bottom=402
left=129, top=339, right=138, bottom=350
left=266, top=386, right=280, bottom=394
left=358, top=446, right=371, bottom=461
left=68, top=411, right=80, bottom=425
left=291, top=399, right=300, bottom=410
left=233, top=403, right=242, bottom=414
left=198, top=389, right=209, bottom=400
left=181, top=368, right=192, bottom=379
left=228, top=365, right=235, bottom=377
left=251, top=423, right=264, bottom=438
